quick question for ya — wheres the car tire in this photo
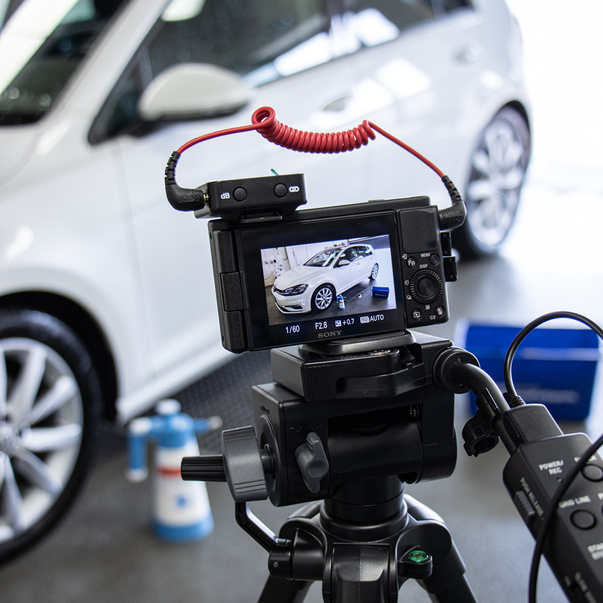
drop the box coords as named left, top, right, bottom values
left=369, top=264, right=379, bottom=280
left=0, top=309, right=101, bottom=563
left=454, top=106, right=531, bottom=259
left=311, top=285, right=335, bottom=312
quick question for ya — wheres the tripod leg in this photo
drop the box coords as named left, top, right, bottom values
left=416, top=547, right=478, bottom=603
left=415, top=536, right=477, bottom=603
left=423, top=576, right=477, bottom=603
left=258, top=575, right=311, bottom=603
left=403, top=496, right=479, bottom=603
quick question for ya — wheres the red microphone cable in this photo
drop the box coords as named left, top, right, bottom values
left=165, top=106, right=462, bottom=228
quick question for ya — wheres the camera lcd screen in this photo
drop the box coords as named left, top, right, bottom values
left=237, top=211, right=405, bottom=349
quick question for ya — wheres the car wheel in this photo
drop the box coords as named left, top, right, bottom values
left=0, top=309, right=101, bottom=563
left=369, top=264, right=379, bottom=280
left=311, top=285, right=334, bottom=312
left=454, top=106, right=531, bottom=259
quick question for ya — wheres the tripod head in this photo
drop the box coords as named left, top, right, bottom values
left=183, top=331, right=459, bottom=507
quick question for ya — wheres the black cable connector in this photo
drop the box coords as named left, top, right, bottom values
left=164, top=151, right=206, bottom=212
left=503, top=392, right=525, bottom=408
left=438, top=175, right=466, bottom=231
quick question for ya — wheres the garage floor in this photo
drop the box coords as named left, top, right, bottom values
left=3, top=4, right=603, bottom=601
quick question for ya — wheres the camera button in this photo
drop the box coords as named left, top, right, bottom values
left=409, top=270, right=443, bottom=304
left=418, top=279, right=435, bottom=297
left=407, top=258, right=416, bottom=268
left=430, top=254, right=440, bottom=266
left=571, top=510, right=597, bottom=530
left=274, top=183, right=288, bottom=197
left=412, top=309, right=422, bottom=320
left=582, top=464, right=603, bottom=482
left=234, top=187, right=247, bottom=201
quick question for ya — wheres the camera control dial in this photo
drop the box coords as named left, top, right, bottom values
left=409, top=270, right=443, bottom=304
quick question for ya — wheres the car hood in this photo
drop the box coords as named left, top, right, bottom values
left=0, top=126, right=39, bottom=186
left=274, top=265, right=326, bottom=289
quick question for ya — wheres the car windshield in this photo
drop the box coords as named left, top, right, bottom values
left=0, top=0, right=127, bottom=125
left=304, top=248, right=341, bottom=268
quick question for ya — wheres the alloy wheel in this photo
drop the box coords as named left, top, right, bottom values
left=0, top=337, right=83, bottom=545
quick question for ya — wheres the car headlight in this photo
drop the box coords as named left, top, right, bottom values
left=279, top=284, right=308, bottom=296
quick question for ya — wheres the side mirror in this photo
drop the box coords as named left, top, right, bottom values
left=337, top=259, right=351, bottom=267
left=138, top=63, right=251, bottom=122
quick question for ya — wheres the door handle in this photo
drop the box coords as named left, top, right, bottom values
left=455, top=42, right=483, bottom=64
left=322, top=95, right=354, bottom=112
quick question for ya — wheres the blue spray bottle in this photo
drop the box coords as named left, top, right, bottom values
left=127, top=399, right=221, bottom=541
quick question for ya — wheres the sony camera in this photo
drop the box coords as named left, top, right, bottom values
left=204, top=173, right=458, bottom=353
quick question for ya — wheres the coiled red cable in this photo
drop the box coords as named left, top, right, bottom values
left=176, top=106, right=444, bottom=178
left=251, top=106, right=375, bottom=154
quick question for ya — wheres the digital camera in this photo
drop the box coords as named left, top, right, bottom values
left=205, top=173, right=458, bottom=353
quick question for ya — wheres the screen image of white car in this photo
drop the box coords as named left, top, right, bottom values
left=271, top=243, right=384, bottom=315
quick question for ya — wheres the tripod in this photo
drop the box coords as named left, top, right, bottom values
left=182, top=331, right=478, bottom=603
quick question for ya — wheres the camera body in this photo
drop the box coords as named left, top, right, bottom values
left=207, top=173, right=458, bottom=353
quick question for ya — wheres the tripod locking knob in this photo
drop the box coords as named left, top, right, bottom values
left=295, top=432, right=329, bottom=494
left=222, top=426, right=268, bottom=502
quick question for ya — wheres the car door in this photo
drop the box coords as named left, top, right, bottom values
left=334, top=246, right=359, bottom=292
left=349, top=246, right=368, bottom=287
left=334, top=0, right=484, bottom=205
left=98, top=0, right=368, bottom=380
left=357, top=245, right=374, bottom=280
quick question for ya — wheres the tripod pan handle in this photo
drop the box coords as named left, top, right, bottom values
left=181, top=455, right=226, bottom=482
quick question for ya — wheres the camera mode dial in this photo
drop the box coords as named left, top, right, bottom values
left=409, top=270, right=443, bottom=304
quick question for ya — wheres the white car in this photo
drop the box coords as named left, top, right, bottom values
left=273, top=244, right=379, bottom=313
left=0, top=0, right=531, bottom=560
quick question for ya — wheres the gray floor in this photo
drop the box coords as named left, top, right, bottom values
left=3, top=4, right=603, bottom=600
